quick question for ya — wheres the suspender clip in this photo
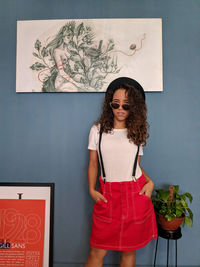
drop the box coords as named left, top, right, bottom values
left=103, top=178, right=106, bottom=184
left=132, top=176, right=137, bottom=182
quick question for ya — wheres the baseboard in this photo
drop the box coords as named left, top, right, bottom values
left=53, top=264, right=198, bottom=267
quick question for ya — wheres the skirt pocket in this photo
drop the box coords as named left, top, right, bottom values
left=132, top=191, right=153, bottom=223
left=93, top=192, right=112, bottom=223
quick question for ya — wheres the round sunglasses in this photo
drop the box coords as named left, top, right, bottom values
left=110, top=102, right=130, bottom=111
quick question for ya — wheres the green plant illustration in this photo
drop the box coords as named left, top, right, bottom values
left=30, top=21, right=145, bottom=92
left=30, top=21, right=120, bottom=92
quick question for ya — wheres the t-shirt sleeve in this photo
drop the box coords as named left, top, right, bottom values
left=88, top=125, right=98, bottom=150
left=139, top=145, right=143, bottom=156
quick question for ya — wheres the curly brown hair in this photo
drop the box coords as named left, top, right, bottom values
left=95, top=82, right=149, bottom=146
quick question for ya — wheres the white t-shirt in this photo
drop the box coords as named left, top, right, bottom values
left=88, top=125, right=143, bottom=182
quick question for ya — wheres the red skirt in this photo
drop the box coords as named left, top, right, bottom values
left=90, top=174, right=158, bottom=251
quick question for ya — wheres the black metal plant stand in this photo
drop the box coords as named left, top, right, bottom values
left=154, top=224, right=182, bottom=267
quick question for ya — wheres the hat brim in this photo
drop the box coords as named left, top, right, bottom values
left=106, top=77, right=145, bottom=100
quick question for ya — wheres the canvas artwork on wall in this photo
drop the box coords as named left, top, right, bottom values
left=16, top=18, right=162, bottom=93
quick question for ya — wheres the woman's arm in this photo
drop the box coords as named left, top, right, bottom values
left=54, top=49, right=71, bottom=80
left=138, top=156, right=154, bottom=198
left=88, top=150, right=107, bottom=202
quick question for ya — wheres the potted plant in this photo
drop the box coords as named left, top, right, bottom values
left=152, top=185, right=193, bottom=230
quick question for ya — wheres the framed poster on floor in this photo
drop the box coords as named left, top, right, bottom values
left=0, top=183, right=54, bottom=267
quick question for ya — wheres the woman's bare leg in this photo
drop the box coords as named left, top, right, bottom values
left=120, top=250, right=136, bottom=267
left=85, top=246, right=108, bottom=267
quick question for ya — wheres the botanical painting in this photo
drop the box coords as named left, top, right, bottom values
left=16, top=19, right=162, bottom=92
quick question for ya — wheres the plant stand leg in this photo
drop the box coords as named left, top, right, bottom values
left=175, top=239, right=177, bottom=267
left=154, top=237, right=159, bottom=267
left=167, top=239, right=169, bottom=267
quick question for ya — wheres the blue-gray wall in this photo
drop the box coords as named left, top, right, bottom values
left=0, top=0, right=200, bottom=266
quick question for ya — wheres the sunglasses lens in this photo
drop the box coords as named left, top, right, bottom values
left=110, top=103, right=120, bottom=109
left=122, top=104, right=130, bottom=110
left=110, top=102, right=130, bottom=110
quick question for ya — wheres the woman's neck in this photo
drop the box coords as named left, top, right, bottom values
left=113, top=120, right=126, bottom=129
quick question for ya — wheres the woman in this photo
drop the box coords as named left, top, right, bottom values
left=85, top=77, right=157, bottom=267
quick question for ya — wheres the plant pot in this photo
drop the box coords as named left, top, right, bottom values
left=157, top=213, right=184, bottom=231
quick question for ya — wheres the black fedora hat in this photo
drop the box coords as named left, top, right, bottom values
left=106, top=77, right=145, bottom=100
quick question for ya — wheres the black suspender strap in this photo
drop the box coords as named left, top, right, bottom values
left=99, top=125, right=140, bottom=183
left=132, top=145, right=139, bottom=181
left=98, top=128, right=106, bottom=183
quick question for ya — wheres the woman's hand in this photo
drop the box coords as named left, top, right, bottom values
left=139, top=180, right=154, bottom=198
left=89, top=189, right=107, bottom=203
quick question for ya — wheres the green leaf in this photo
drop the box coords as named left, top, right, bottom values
left=176, top=207, right=183, bottom=217
left=71, top=55, right=80, bottom=62
left=184, top=192, right=193, bottom=203
left=187, top=208, right=193, bottom=221
left=30, top=62, right=46, bottom=71
left=165, top=214, right=176, bottom=221
left=69, top=40, right=77, bottom=49
left=180, top=199, right=188, bottom=209
left=108, top=43, right=115, bottom=52
left=156, top=189, right=169, bottom=203
left=173, top=185, right=179, bottom=194
left=41, top=47, right=48, bottom=57
left=80, top=77, right=86, bottom=84
left=78, top=43, right=87, bottom=50
left=85, top=26, right=92, bottom=33
left=74, top=63, right=80, bottom=72
left=35, top=39, right=41, bottom=51
left=93, top=62, right=103, bottom=68
left=184, top=216, right=193, bottom=227
left=69, top=50, right=79, bottom=56
left=181, top=219, right=185, bottom=227
left=76, top=23, right=84, bottom=37
left=160, top=206, right=167, bottom=214
left=32, top=52, right=40, bottom=59
left=67, top=21, right=76, bottom=35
